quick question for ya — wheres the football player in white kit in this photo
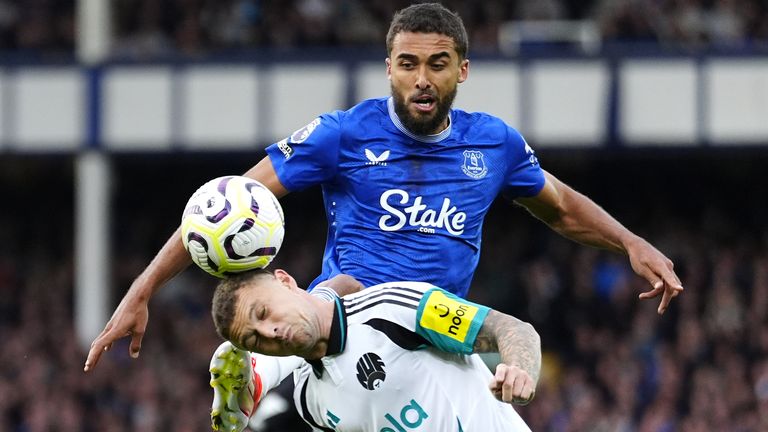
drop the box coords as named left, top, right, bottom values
left=210, top=269, right=540, bottom=432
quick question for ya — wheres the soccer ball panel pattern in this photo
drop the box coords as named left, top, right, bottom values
left=181, top=176, right=285, bottom=278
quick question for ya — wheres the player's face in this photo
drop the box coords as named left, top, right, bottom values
left=387, top=31, right=469, bottom=135
left=228, top=272, right=323, bottom=358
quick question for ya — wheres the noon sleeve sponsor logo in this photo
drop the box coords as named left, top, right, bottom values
left=419, top=290, right=478, bottom=343
left=378, top=189, right=467, bottom=236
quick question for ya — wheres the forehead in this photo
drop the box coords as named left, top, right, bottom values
left=228, top=279, right=272, bottom=339
left=390, top=32, right=458, bottom=59
left=228, top=289, right=253, bottom=342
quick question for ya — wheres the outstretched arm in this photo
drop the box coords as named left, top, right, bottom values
left=317, top=274, right=364, bottom=297
left=84, top=156, right=289, bottom=372
left=516, top=170, right=683, bottom=314
left=473, top=310, right=541, bottom=405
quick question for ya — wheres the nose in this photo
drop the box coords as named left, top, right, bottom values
left=415, top=66, right=430, bottom=90
left=256, top=321, right=279, bottom=339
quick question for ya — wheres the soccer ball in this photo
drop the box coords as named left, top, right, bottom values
left=180, top=176, right=285, bottom=278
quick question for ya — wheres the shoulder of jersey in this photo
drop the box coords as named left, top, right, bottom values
left=346, top=97, right=389, bottom=116
left=452, top=109, right=508, bottom=138
left=345, top=281, right=434, bottom=301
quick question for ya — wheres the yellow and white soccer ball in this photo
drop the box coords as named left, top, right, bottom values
left=181, top=176, right=284, bottom=278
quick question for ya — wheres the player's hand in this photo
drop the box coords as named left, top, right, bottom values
left=626, top=237, right=684, bottom=315
left=83, top=288, right=149, bottom=372
left=489, top=364, right=536, bottom=406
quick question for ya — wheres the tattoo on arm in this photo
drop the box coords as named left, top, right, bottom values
left=474, top=310, right=541, bottom=383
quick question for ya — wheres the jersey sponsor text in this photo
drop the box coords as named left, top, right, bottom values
left=380, top=399, right=429, bottom=432
left=378, top=189, right=467, bottom=236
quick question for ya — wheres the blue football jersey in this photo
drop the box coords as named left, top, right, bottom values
left=265, top=97, right=545, bottom=298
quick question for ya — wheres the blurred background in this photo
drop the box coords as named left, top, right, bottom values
left=2, top=0, right=768, bottom=431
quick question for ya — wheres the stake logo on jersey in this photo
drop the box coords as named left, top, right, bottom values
left=379, top=189, right=467, bottom=236
left=461, top=150, right=488, bottom=179
left=416, top=288, right=489, bottom=354
left=356, top=352, right=386, bottom=390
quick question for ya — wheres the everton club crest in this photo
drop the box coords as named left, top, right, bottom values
left=461, top=150, right=488, bottom=179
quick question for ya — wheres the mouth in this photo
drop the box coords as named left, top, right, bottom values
left=410, top=94, right=436, bottom=113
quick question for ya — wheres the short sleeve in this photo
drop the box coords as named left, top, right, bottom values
left=501, top=127, right=546, bottom=199
left=414, top=288, right=490, bottom=354
left=265, top=112, right=343, bottom=192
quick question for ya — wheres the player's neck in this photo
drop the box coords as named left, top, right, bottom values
left=304, top=298, right=335, bottom=360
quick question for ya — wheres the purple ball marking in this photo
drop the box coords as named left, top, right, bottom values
left=204, top=177, right=233, bottom=224
left=223, top=219, right=255, bottom=259
left=249, top=247, right=277, bottom=257
left=187, top=232, right=208, bottom=250
left=245, top=182, right=265, bottom=216
left=187, top=232, right=218, bottom=272
left=217, top=176, right=233, bottom=195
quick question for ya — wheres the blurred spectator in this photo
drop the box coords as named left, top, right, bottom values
left=5, top=0, right=768, bottom=58
left=0, top=0, right=74, bottom=56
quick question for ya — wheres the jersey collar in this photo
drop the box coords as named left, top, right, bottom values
left=387, top=97, right=452, bottom=143
left=308, top=296, right=348, bottom=378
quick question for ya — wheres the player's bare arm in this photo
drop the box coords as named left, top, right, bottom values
left=473, top=309, right=541, bottom=405
left=318, top=274, right=364, bottom=297
left=85, top=155, right=289, bottom=372
left=516, top=170, right=684, bottom=314
left=243, top=156, right=289, bottom=198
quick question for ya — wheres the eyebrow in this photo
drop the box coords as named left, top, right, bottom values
left=396, top=52, right=452, bottom=62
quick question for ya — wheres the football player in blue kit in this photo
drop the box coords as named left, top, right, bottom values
left=84, top=2, right=684, bottom=430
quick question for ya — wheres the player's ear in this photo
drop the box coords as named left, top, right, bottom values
left=386, top=58, right=392, bottom=80
left=458, top=58, right=469, bottom=84
left=274, top=269, right=298, bottom=290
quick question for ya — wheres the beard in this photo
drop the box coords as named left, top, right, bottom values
left=391, top=84, right=457, bottom=136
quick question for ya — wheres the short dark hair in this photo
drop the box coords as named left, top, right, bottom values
left=211, top=269, right=273, bottom=341
left=386, top=3, right=468, bottom=60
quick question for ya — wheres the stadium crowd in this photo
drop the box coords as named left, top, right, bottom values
left=3, top=0, right=768, bottom=57
left=1, top=154, right=766, bottom=430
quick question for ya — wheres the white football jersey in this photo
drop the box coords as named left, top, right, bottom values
left=293, top=281, right=531, bottom=432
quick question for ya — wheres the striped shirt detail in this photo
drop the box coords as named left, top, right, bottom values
left=344, top=287, right=421, bottom=316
